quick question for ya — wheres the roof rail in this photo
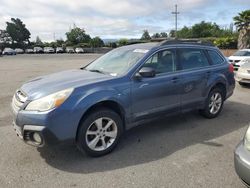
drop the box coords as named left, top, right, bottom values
left=159, top=38, right=214, bottom=47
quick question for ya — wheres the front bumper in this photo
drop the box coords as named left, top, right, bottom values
left=234, top=141, right=250, bottom=187
left=13, top=122, right=58, bottom=147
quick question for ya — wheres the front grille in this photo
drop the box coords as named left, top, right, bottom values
left=11, top=90, right=27, bottom=113
left=230, top=60, right=241, bottom=64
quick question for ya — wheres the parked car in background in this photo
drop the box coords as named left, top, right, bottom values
left=3, top=48, right=16, bottom=55
left=25, top=49, right=34, bottom=54
left=34, top=47, right=44, bottom=54
left=235, top=61, right=250, bottom=86
left=15, top=48, right=24, bottom=54
left=0, top=49, right=2, bottom=56
left=11, top=40, right=235, bottom=157
left=66, top=47, right=75, bottom=53
left=44, top=47, right=55, bottom=54
left=56, top=47, right=64, bottom=53
left=228, top=49, right=250, bottom=71
left=235, top=125, right=250, bottom=187
left=75, top=47, right=84, bottom=53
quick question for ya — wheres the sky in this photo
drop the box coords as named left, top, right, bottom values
left=0, top=0, right=249, bottom=42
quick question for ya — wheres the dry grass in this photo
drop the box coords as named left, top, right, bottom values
left=220, top=49, right=237, bottom=57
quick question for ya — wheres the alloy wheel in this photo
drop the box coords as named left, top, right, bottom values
left=85, top=117, right=118, bottom=151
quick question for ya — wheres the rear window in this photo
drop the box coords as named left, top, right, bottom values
left=178, top=48, right=209, bottom=70
left=207, top=50, right=224, bottom=65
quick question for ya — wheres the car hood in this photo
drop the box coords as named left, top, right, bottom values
left=228, top=56, right=250, bottom=61
left=21, top=69, right=113, bottom=100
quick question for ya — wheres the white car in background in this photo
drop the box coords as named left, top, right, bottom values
left=3, top=48, right=16, bottom=55
left=15, top=48, right=24, bottom=54
left=34, top=47, right=44, bottom=53
left=25, top=49, right=34, bottom=54
left=236, top=61, right=250, bottom=86
left=75, top=47, right=84, bottom=53
left=228, top=49, right=250, bottom=70
left=56, top=47, right=64, bottom=53
left=44, top=47, right=55, bottom=53
left=66, top=47, right=75, bottom=53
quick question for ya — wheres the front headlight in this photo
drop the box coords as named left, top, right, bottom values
left=240, top=58, right=250, bottom=65
left=25, top=88, right=74, bottom=112
left=244, top=126, right=250, bottom=151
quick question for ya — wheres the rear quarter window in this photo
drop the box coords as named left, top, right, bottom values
left=207, top=50, right=224, bottom=65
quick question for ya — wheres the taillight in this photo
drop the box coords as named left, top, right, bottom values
left=228, top=64, right=234, bottom=73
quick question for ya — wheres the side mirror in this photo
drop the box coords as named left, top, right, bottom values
left=137, top=67, right=156, bottom=78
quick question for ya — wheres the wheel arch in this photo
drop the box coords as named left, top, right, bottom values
left=75, top=100, right=126, bottom=140
left=208, top=82, right=227, bottom=100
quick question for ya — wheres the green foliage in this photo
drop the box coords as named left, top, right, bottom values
left=169, top=30, right=175, bottom=38
left=6, top=18, right=31, bottom=44
left=90, top=37, right=104, bottom=47
left=141, top=30, right=151, bottom=40
left=108, top=42, right=117, bottom=48
left=177, top=21, right=237, bottom=39
left=213, top=37, right=238, bottom=49
left=66, top=27, right=91, bottom=45
left=118, top=38, right=128, bottom=46
left=55, top=39, right=64, bottom=47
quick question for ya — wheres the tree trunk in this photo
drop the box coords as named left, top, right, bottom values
left=238, top=29, right=250, bottom=49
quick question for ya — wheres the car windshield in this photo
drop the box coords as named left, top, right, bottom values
left=233, top=50, right=250, bottom=56
left=85, top=47, right=148, bottom=76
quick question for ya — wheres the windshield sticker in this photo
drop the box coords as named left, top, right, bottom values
left=133, top=49, right=149, bottom=53
left=110, top=73, right=118, bottom=76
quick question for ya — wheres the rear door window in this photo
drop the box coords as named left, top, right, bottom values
left=207, top=50, right=224, bottom=65
left=178, top=48, right=209, bottom=70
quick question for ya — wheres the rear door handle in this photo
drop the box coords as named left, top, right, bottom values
left=171, top=77, right=179, bottom=83
left=206, top=71, right=211, bottom=77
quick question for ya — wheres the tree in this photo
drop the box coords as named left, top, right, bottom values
left=66, top=27, right=91, bottom=45
left=6, top=18, right=31, bottom=45
left=160, top=32, right=168, bottom=38
left=35, top=36, right=43, bottom=46
left=176, top=26, right=192, bottom=38
left=0, top=30, right=11, bottom=43
left=234, top=10, right=250, bottom=49
left=191, top=21, right=221, bottom=38
left=55, top=38, right=65, bottom=47
left=141, top=30, right=151, bottom=40
left=151, top=33, right=161, bottom=39
left=90, top=37, right=104, bottom=47
left=169, top=30, right=175, bottom=38
left=118, top=38, right=128, bottom=46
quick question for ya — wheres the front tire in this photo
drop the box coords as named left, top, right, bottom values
left=200, top=88, right=224, bottom=119
left=76, top=108, right=123, bottom=157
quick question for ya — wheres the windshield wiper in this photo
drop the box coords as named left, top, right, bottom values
left=88, top=69, right=105, bottom=74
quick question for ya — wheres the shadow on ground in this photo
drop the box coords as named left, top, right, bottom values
left=38, top=101, right=250, bottom=174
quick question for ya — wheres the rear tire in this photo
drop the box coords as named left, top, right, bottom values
left=76, top=108, right=123, bottom=157
left=200, top=88, right=224, bottom=119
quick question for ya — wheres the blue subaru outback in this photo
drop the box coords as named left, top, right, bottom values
left=11, top=40, right=235, bottom=156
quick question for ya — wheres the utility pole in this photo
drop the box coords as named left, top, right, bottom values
left=171, top=4, right=180, bottom=38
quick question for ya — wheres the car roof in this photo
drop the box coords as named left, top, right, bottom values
left=121, top=40, right=217, bottom=51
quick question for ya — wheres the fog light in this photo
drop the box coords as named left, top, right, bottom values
left=33, top=132, right=42, bottom=144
